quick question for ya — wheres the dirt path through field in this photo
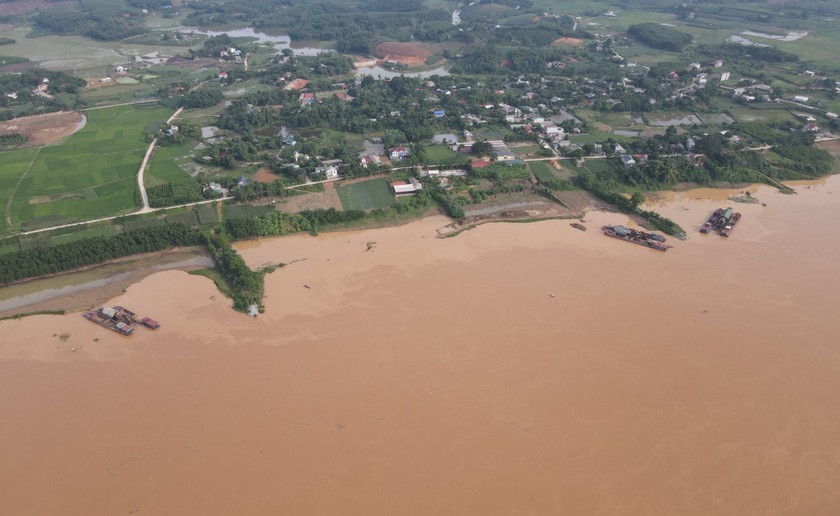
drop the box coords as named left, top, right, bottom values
left=5, top=147, right=41, bottom=229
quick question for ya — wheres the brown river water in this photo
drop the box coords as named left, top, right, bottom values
left=2, top=177, right=840, bottom=515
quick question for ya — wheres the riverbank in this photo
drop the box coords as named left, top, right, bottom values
left=0, top=247, right=212, bottom=318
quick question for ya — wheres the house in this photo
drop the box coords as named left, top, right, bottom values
left=687, top=62, right=701, bottom=71
left=496, top=150, right=516, bottom=161
left=100, top=77, right=112, bottom=83
left=316, top=165, right=339, bottom=179
left=5, top=92, right=17, bottom=100
left=389, top=146, right=410, bottom=160
left=433, top=109, right=446, bottom=118
left=360, top=155, right=381, bottom=168
left=207, top=182, right=223, bottom=195
left=218, top=71, right=228, bottom=80
left=391, top=177, right=423, bottom=195
left=620, top=154, right=636, bottom=167
left=713, top=59, right=724, bottom=68
left=720, top=72, right=731, bottom=81
left=804, top=122, right=820, bottom=132
left=237, top=176, right=249, bottom=187
left=686, top=137, right=696, bottom=151
left=614, top=144, right=627, bottom=154
left=793, top=95, right=810, bottom=103
left=826, top=112, right=839, bottom=119
left=299, top=93, right=315, bottom=106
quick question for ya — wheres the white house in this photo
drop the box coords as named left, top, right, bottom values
left=620, top=154, right=636, bottom=167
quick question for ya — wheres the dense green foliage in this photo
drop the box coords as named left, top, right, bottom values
left=772, top=145, right=835, bottom=176
left=0, top=223, right=202, bottom=285
left=185, top=0, right=452, bottom=42
left=34, top=7, right=144, bottom=41
left=628, top=23, right=693, bottom=51
left=224, top=194, right=433, bottom=239
left=204, top=233, right=264, bottom=312
left=576, top=175, right=685, bottom=236
left=182, top=88, right=224, bottom=109
left=147, top=179, right=210, bottom=208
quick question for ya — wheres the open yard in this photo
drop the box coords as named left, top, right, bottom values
left=146, top=143, right=197, bottom=186
left=422, top=146, right=471, bottom=166
left=336, top=177, right=395, bottom=211
left=0, top=111, right=86, bottom=148
left=529, top=160, right=575, bottom=181
left=1, top=105, right=172, bottom=233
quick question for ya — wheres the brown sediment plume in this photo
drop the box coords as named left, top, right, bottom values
left=1, top=177, right=840, bottom=514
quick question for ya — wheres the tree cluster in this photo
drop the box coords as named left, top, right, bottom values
left=628, top=23, right=693, bottom=51
left=0, top=224, right=202, bottom=285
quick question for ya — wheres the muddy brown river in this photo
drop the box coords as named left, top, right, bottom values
left=1, top=177, right=839, bottom=514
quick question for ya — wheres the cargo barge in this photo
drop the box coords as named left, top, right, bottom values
left=82, top=307, right=135, bottom=336
left=82, top=306, right=160, bottom=335
left=700, top=208, right=724, bottom=234
left=602, top=225, right=669, bottom=252
left=700, top=207, right=741, bottom=237
left=720, top=212, right=741, bottom=237
left=114, top=306, right=160, bottom=329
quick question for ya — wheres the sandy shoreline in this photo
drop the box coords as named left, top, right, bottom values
left=1, top=177, right=840, bottom=514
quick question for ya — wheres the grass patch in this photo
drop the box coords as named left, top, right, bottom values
left=336, top=177, right=396, bottom=211
left=422, top=146, right=471, bottom=166
left=529, top=161, right=562, bottom=181
left=146, top=143, right=195, bottom=186
left=224, top=203, right=276, bottom=219
left=189, top=267, right=234, bottom=300
left=50, top=224, right=118, bottom=245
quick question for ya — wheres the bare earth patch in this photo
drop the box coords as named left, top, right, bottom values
left=435, top=192, right=595, bottom=238
left=374, top=41, right=434, bottom=65
left=252, top=166, right=280, bottom=184
left=552, top=37, right=584, bottom=46
left=276, top=189, right=342, bottom=213
left=0, top=111, right=86, bottom=148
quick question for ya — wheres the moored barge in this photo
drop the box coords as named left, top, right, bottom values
left=602, top=225, right=669, bottom=252
left=82, top=307, right=135, bottom=336
left=114, top=306, right=160, bottom=329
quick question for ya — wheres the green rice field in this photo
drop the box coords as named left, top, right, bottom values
left=146, top=143, right=195, bottom=186
left=528, top=161, right=559, bottom=182
left=336, top=178, right=396, bottom=211
left=1, top=105, right=172, bottom=234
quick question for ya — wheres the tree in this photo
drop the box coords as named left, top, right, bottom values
left=630, top=192, right=646, bottom=207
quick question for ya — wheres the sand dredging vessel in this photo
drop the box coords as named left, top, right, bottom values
left=82, top=306, right=160, bottom=336
left=602, top=225, right=670, bottom=251
left=700, top=206, right=741, bottom=237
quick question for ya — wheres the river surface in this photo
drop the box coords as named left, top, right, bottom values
left=2, top=177, right=840, bottom=514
